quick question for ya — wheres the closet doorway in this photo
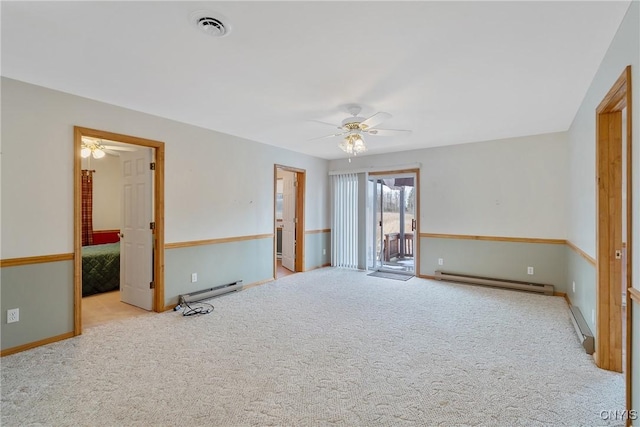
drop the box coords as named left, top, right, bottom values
left=274, top=165, right=306, bottom=278
left=595, top=66, right=632, bottom=377
left=73, top=127, right=165, bottom=334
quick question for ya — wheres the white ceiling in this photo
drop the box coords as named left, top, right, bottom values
left=1, top=1, right=631, bottom=159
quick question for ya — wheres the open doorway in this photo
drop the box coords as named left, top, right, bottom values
left=274, top=165, right=306, bottom=278
left=595, top=66, right=632, bottom=376
left=79, top=143, right=149, bottom=328
left=367, top=171, right=418, bottom=276
left=74, top=127, right=165, bottom=335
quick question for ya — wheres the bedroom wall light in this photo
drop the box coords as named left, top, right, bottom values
left=339, top=133, right=367, bottom=156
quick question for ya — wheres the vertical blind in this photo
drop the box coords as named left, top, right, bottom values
left=331, top=173, right=358, bottom=268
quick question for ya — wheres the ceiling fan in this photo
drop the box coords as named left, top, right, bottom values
left=81, top=136, right=137, bottom=159
left=310, top=104, right=412, bottom=156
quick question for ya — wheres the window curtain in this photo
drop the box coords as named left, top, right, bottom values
left=331, top=173, right=358, bottom=268
left=81, top=170, right=94, bottom=246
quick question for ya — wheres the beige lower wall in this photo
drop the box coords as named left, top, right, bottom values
left=565, top=246, right=597, bottom=335
left=420, top=236, right=568, bottom=293
left=1, top=260, right=74, bottom=351
left=305, top=231, right=331, bottom=271
left=165, top=237, right=274, bottom=307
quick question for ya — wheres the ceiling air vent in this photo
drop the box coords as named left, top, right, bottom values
left=190, top=11, right=230, bottom=37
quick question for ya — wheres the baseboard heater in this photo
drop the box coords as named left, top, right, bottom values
left=434, top=271, right=554, bottom=296
left=569, top=305, right=595, bottom=354
left=179, top=280, right=243, bottom=304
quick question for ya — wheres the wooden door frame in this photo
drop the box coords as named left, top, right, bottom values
left=274, top=165, right=306, bottom=277
left=368, top=168, right=420, bottom=276
left=73, top=126, right=165, bottom=335
left=595, top=66, right=632, bottom=399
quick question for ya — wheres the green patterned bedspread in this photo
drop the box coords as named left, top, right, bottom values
left=82, top=242, right=120, bottom=297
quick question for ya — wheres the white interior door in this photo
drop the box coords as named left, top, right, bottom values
left=281, top=171, right=296, bottom=271
left=120, top=148, right=153, bottom=310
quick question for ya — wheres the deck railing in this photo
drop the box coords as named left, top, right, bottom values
left=383, top=233, right=414, bottom=261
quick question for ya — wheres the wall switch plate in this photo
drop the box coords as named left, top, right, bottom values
left=592, top=309, right=595, bottom=324
left=438, top=258, right=444, bottom=266
left=572, top=281, right=576, bottom=293
left=7, top=308, right=19, bottom=324
left=191, top=273, right=197, bottom=283
left=323, top=249, right=326, bottom=255
left=527, top=266, right=534, bottom=275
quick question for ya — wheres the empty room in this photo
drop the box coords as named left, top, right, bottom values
left=1, top=1, right=639, bottom=425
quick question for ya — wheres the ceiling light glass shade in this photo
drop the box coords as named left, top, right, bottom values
left=81, top=142, right=107, bottom=159
left=92, top=148, right=106, bottom=159
left=339, top=133, right=367, bottom=156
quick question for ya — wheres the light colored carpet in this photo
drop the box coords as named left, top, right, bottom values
left=1, top=268, right=624, bottom=426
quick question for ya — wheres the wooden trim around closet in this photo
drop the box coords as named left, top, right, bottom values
left=0, top=253, right=74, bottom=268
left=165, top=234, right=274, bottom=249
left=274, top=164, right=307, bottom=275
left=595, top=66, right=631, bottom=376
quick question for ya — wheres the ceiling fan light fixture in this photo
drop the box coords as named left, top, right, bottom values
left=81, top=141, right=107, bottom=159
left=339, top=133, right=367, bottom=156
left=92, top=148, right=106, bottom=159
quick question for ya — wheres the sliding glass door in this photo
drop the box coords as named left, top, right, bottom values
left=367, top=173, right=416, bottom=274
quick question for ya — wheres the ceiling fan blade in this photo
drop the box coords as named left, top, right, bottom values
left=103, top=148, right=121, bottom=156
left=366, top=128, right=412, bottom=137
left=360, top=112, right=392, bottom=130
left=103, top=145, right=137, bottom=151
left=307, top=131, right=347, bottom=141
left=309, top=119, right=341, bottom=129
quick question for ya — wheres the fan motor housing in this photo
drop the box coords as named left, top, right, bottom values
left=341, top=117, right=366, bottom=128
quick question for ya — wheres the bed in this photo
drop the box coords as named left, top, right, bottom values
left=82, top=231, right=121, bottom=297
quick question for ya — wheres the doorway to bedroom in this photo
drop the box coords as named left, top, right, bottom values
left=74, top=127, right=165, bottom=334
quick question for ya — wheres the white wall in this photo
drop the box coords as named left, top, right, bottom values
left=567, top=1, right=639, bottom=263
left=1, top=77, right=330, bottom=258
left=81, top=154, right=121, bottom=230
left=329, top=132, right=569, bottom=239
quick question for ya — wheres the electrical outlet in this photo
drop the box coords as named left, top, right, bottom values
left=7, top=308, right=19, bottom=324
left=191, top=273, right=198, bottom=283
left=323, top=249, right=326, bottom=255
left=438, top=258, right=444, bottom=266
left=527, top=266, right=534, bottom=275
left=572, top=281, right=576, bottom=293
